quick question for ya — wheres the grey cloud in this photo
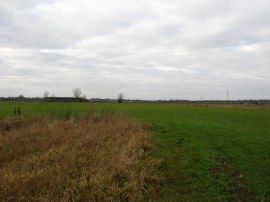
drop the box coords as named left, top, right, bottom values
left=0, top=0, right=270, bottom=99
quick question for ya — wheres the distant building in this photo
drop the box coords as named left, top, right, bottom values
left=43, top=97, right=88, bottom=102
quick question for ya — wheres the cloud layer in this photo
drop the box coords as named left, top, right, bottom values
left=1, top=0, right=270, bottom=99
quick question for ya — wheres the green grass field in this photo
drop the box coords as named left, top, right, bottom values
left=1, top=101, right=270, bottom=201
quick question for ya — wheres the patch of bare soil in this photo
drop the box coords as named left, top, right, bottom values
left=212, top=157, right=257, bottom=202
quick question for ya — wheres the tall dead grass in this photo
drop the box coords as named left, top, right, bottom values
left=0, top=114, right=162, bottom=201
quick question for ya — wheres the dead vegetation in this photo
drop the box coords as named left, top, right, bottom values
left=0, top=114, right=162, bottom=201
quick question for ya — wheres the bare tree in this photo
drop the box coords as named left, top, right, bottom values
left=43, top=91, right=49, bottom=98
left=73, top=88, right=82, bottom=98
left=117, top=93, right=124, bottom=103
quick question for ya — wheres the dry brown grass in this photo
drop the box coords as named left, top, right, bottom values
left=0, top=114, right=162, bottom=201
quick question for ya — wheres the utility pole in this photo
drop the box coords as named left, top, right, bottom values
left=227, top=91, right=229, bottom=101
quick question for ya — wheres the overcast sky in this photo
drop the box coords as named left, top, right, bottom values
left=0, top=0, right=270, bottom=100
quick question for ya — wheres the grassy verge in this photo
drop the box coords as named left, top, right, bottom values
left=0, top=114, right=162, bottom=201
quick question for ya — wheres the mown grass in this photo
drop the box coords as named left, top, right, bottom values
left=0, top=113, right=162, bottom=201
left=0, top=101, right=270, bottom=201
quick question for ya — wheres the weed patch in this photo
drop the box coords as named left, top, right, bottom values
left=0, top=114, right=162, bottom=201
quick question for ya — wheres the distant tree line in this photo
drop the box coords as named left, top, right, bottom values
left=0, top=95, right=41, bottom=101
left=87, top=98, right=270, bottom=105
left=1, top=90, right=270, bottom=105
